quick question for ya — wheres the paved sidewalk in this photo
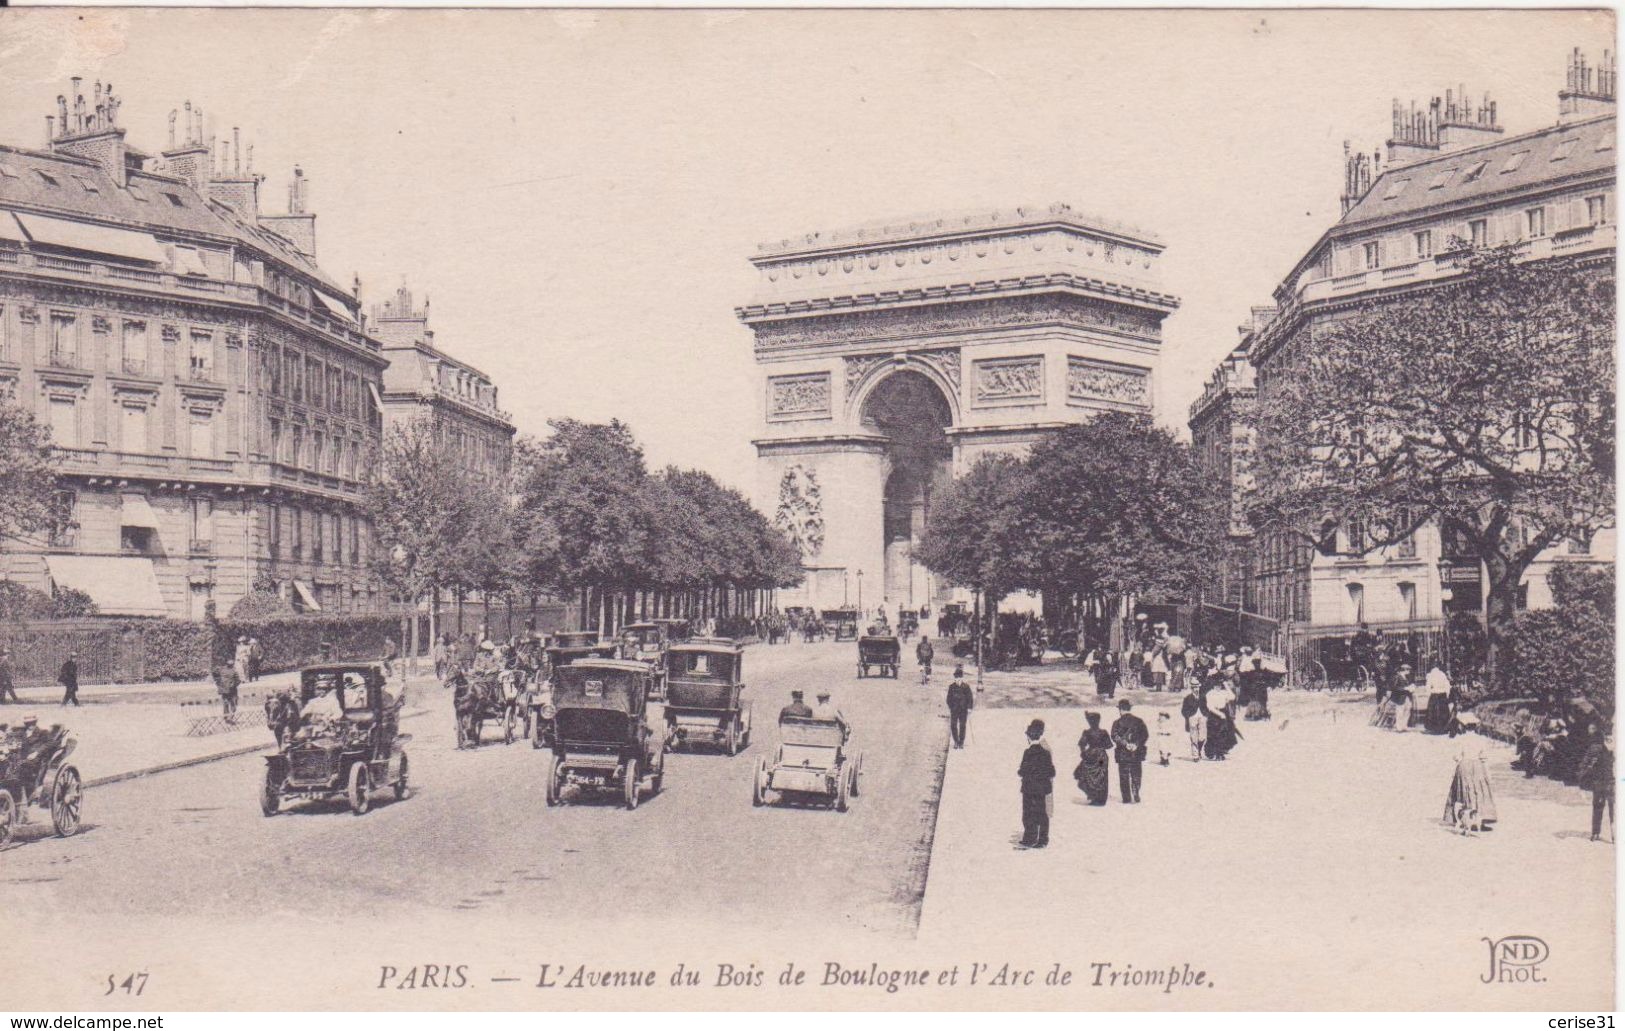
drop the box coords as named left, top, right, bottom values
left=2, top=672, right=439, bottom=787
left=918, top=690, right=1613, bottom=1009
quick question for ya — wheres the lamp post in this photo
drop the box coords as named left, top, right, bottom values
left=856, top=569, right=864, bottom=613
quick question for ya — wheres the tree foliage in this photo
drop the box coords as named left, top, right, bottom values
left=1503, top=564, right=1615, bottom=718
left=0, top=400, right=65, bottom=545
left=916, top=412, right=1228, bottom=602
left=1250, top=247, right=1615, bottom=669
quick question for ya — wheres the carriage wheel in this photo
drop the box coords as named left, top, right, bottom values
left=1357, top=666, right=1374, bottom=694
left=849, top=756, right=862, bottom=798
left=836, top=766, right=850, bottom=812
left=753, top=760, right=768, bottom=807
left=649, top=747, right=665, bottom=794
left=0, top=788, right=16, bottom=847
left=504, top=708, right=516, bottom=745
left=726, top=721, right=739, bottom=756
left=51, top=765, right=82, bottom=837
left=623, top=760, right=641, bottom=810
left=394, top=753, right=411, bottom=801
left=347, top=763, right=371, bottom=816
left=857, top=663, right=866, bottom=679
left=543, top=752, right=562, bottom=807
left=260, top=770, right=280, bottom=817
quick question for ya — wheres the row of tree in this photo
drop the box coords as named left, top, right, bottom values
left=366, top=417, right=803, bottom=634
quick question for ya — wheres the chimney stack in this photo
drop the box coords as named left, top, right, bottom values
left=161, top=99, right=211, bottom=192
left=1560, top=47, right=1617, bottom=124
left=1340, top=141, right=1381, bottom=214
left=205, top=123, right=262, bottom=219
left=260, top=166, right=318, bottom=259
left=48, top=76, right=131, bottom=187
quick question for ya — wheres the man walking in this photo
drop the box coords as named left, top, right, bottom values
left=1017, top=718, right=1054, bottom=848
left=916, top=635, right=935, bottom=682
left=1181, top=677, right=1206, bottom=760
left=247, top=637, right=264, bottom=682
left=946, top=664, right=974, bottom=749
left=214, top=661, right=241, bottom=717
left=1111, top=699, right=1148, bottom=803
left=58, top=652, right=80, bottom=707
left=0, top=648, right=17, bottom=704
left=1578, top=724, right=1614, bottom=843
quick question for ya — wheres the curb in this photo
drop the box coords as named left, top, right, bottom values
left=83, top=706, right=432, bottom=789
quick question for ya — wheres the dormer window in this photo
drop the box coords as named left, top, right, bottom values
left=1382, top=178, right=1410, bottom=200
left=0, top=164, right=17, bottom=180
left=34, top=170, right=58, bottom=187
left=125, top=184, right=148, bottom=202
left=163, top=192, right=184, bottom=207
left=1462, top=160, right=1488, bottom=183
left=1427, top=168, right=1455, bottom=190
left=1550, top=139, right=1579, bottom=162
left=1501, top=151, right=1530, bottom=174
left=71, top=175, right=98, bottom=194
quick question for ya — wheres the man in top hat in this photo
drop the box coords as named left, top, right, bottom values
left=945, top=665, right=974, bottom=749
left=1111, top=699, right=1149, bottom=803
left=58, top=652, right=79, bottom=707
left=779, top=690, right=813, bottom=721
left=1017, top=718, right=1055, bottom=848
left=0, top=647, right=17, bottom=704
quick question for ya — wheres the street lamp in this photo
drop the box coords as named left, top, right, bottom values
left=856, top=569, right=864, bottom=613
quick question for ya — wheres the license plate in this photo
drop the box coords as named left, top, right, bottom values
left=585, top=679, right=603, bottom=697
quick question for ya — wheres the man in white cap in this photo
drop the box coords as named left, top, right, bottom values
left=812, top=690, right=849, bottom=740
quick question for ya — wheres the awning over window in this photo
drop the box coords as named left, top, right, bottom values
left=0, top=212, right=26, bottom=245
left=45, top=555, right=168, bottom=618
left=313, top=288, right=357, bottom=323
left=119, top=493, right=160, bottom=530
left=12, top=211, right=167, bottom=264
left=365, top=381, right=384, bottom=413
left=170, top=245, right=210, bottom=277
left=292, top=579, right=322, bottom=612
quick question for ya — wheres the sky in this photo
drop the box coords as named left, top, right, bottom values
left=0, top=8, right=1613, bottom=495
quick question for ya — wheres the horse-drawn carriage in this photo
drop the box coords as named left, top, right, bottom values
left=0, top=719, right=82, bottom=845
left=453, top=667, right=526, bottom=747
left=753, top=715, right=862, bottom=811
left=857, top=635, right=901, bottom=678
left=664, top=640, right=752, bottom=754
left=897, top=612, right=919, bottom=642
left=261, top=663, right=409, bottom=817
left=541, top=660, right=667, bottom=810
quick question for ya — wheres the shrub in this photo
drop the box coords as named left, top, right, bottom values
left=1503, top=565, right=1615, bottom=720
left=228, top=591, right=296, bottom=620
left=214, top=613, right=428, bottom=675
left=0, top=580, right=99, bottom=620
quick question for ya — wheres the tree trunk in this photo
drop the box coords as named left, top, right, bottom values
left=1482, top=551, right=1523, bottom=681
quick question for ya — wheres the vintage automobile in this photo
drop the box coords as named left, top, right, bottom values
left=541, top=659, right=666, bottom=809
left=0, top=720, right=82, bottom=845
left=857, top=635, right=902, bottom=678
left=753, top=715, right=862, bottom=811
left=528, top=642, right=620, bottom=746
left=664, top=641, right=751, bottom=754
left=619, top=622, right=668, bottom=663
left=898, top=612, right=920, bottom=642
left=453, top=668, right=524, bottom=747
left=551, top=631, right=602, bottom=649
left=649, top=618, right=693, bottom=644
left=823, top=608, right=860, bottom=642
left=261, top=663, right=410, bottom=817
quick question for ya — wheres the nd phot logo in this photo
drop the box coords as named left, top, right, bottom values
left=1482, top=935, right=1549, bottom=984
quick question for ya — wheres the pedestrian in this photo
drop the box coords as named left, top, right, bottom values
left=432, top=634, right=449, bottom=681
left=1390, top=666, right=1416, bottom=733
left=247, top=636, right=264, bottom=681
left=916, top=635, right=935, bottom=682
left=1017, top=718, right=1054, bottom=848
left=1204, top=673, right=1238, bottom=760
left=214, top=662, right=241, bottom=717
left=1111, top=699, right=1148, bottom=803
left=233, top=635, right=252, bottom=684
left=1155, top=711, right=1175, bottom=766
left=1096, top=650, right=1119, bottom=699
left=0, top=647, right=17, bottom=704
left=1181, top=677, right=1206, bottom=760
left=1444, top=743, right=1498, bottom=834
left=1578, top=724, right=1614, bottom=843
left=58, top=652, right=79, bottom=707
left=945, top=665, right=973, bottom=749
left=1073, top=711, right=1113, bottom=806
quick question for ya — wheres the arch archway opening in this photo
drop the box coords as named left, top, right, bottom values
left=859, top=370, right=955, bottom=612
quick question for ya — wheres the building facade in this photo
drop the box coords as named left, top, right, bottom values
left=373, top=284, right=515, bottom=479
left=742, top=203, right=1179, bottom=612
left=1195, top=50, right=1617, bottom=637
left=0, top=80, right=389, bottom=619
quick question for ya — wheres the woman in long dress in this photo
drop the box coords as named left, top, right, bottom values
left=1074, top=711, right=1114, bottom=805
left=1445, top=745, right=1498, bottom=831
left=1204, top=677, right=1238, bottom=760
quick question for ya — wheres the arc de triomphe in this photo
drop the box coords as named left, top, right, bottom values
left=740, top=203, right=1180, bottom=615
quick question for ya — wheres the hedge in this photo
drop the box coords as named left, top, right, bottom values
left=213, top=613, right=430, bottom=676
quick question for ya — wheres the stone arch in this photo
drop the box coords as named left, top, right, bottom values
left=846, top=354, right=962, bottom=430
left=856, top=369, right=956, bottom=610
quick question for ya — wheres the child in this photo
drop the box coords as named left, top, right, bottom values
left=1155, top=711, right=1175, bottom=766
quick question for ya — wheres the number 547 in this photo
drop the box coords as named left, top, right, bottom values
left=105, top=973, right=148, bottom=996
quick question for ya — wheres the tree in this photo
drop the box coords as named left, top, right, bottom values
left=1504, top=564, right=1614, bottom=719
left=1251, top=246, right=1614, bottom=674
left=914, top=454, right=1032, bottom=604
left=0, top=400, right=65, bottom=547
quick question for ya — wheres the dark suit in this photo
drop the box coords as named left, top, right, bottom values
left=1111, top=712, right=1149, bottom=803
left=1017, top=742, right=1055, bottom=846
left=58, top=658, right=79, bottom=707
left=946, top=680, right=973, bottom=747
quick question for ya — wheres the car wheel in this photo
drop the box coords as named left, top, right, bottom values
left=850, top=762, right=861, bottom=798
left=348, top=763, right=371, bottom=816
left=260, top=770, right=281, bottom=817
left=543, top=752, right=561, bottom=807
left=51, top=764, right=82, bottom=837
left=394, top=753, right=410, bottom=801
left=836, top=767, right=850, bottom=812
left=623, top=761, right=640, bottom=810
left=0, top=788, right=15, bottom=847
left=726, top=722, right=739, bottom=756
left=504, top=709, right=516, bottom=745
left=752, top=760, right=768, bottom=807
